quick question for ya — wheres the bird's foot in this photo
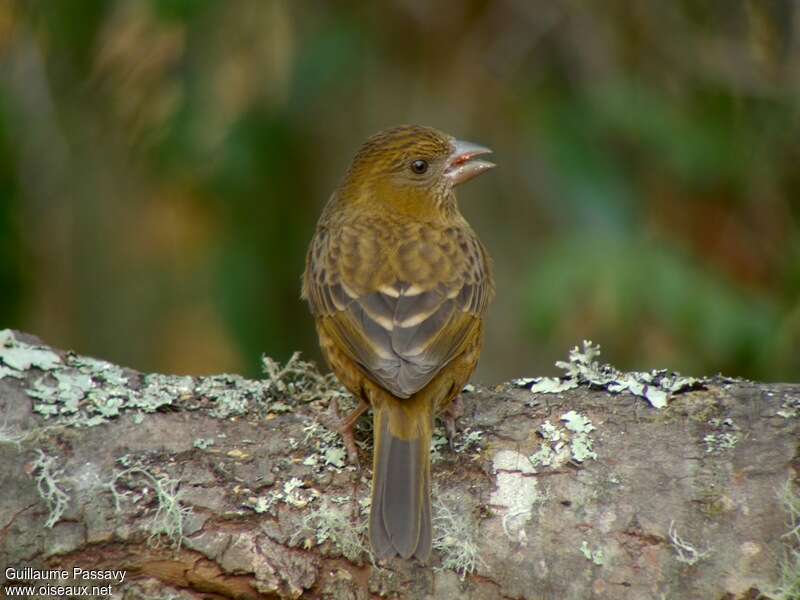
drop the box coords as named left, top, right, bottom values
left=326, top=396, right=369, bottom=466
left=442, top=394, right=465, bottom=452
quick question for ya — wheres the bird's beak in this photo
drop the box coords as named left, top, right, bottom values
left=444, top=139, right=495, bottom=186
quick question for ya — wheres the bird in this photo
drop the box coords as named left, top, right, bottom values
left=301, top=125, right=495, bottom=562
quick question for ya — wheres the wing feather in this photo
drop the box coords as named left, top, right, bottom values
left=303, top=223, right=493, bottom=398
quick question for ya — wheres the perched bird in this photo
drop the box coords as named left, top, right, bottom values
left=302, top=125, right=495, bottom=561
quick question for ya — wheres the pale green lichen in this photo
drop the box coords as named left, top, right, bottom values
left=31, top=449, right=71, bottom=528
left=515, top=376, right=578, bottom=394
left=491, top=450, right=545, bottom=545
left=431, top=425, right=483, bottom=463
left=529, top=443, right=556, bottom=468
left=454, top=427, right=484, bottom=454
left=561, top=410, right=598, bottom=462
left=530, top=411, right=597, bottom=468
left=515, top=340, right=702, bottom=409
left=29, top=371, right=93, bottom=416
left=1, top=329, right=347, bottom=429
left=246, top=477, right=321, bottom=515
left=668, top=520, right=711, bottom=565
left=0, top=365, right=22, bottom=379
left=430, top=431, right=448, bottom=463
left=561, top=410, right=593, bottom=434
left=261, top=352, right=349, bottom=406
left=703, top=433, right=738, bottom=454
left=249, top=494, right=280, bottom=514
left=322, top=446, right=346, bottom=468
left=290, top=498, right=371, bottom=563
left=0, top=329, right=62, bottom=372
left=299, top=419, right=349, bottom=474
left=0, top=419, right=25, bottom=448
left=432, top=493, right=487, bottom=580
left=580, top=540, right=605, bottom=565
left=704, top=418, right=739, bottom=454
left=136, top=374, right=193, bottom=413
left=192, top=438, right=215, bottom=450
left=777, top=396, right=800, bottom=419
left=282, top=478, right=322, bottom=508
left=196, top=374, right=262, bottom=418
left=107, top=461, right=193, bottom=551
left=529, top=421, right=564, bottom=468
left=773, top=481, right=800, bottom=600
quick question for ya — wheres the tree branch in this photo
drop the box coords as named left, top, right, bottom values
left=0, top=330, right=797, bottom=599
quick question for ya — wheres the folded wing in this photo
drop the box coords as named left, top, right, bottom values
left=303, top=224, right=492, bottom=398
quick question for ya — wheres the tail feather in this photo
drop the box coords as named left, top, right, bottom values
left=370, top=403, right=432, bottom=561
left=415, top=461, right=432, bottom=560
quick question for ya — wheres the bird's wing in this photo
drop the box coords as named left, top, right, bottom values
left=303, top=223, right=493, bottom=398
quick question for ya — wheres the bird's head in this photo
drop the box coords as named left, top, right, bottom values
left=337, top=125, right=494, bottom=217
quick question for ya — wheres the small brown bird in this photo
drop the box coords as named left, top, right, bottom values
left=302, top=125, right=494, bottom=561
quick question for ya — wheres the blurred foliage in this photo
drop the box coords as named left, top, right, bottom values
left=0, top=0, right=798, bottom=381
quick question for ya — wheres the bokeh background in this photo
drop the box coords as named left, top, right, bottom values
left=1, top=0, right=799, bottom=383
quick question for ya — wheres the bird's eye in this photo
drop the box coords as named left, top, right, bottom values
left=410, top=159, right=429, bottom=175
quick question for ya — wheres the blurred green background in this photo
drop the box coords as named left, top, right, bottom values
left=1, top=0, right=798, bottom=383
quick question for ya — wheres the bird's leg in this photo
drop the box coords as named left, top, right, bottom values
left=441, top=394, right=465, bottom=452
left=328, top=396, right=369, bottom=466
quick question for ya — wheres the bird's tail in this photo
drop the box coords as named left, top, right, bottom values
left=369, top=397, right=433, bottom=562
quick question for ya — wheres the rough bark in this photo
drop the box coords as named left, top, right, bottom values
left=0, top=330, right=798, bottom=600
